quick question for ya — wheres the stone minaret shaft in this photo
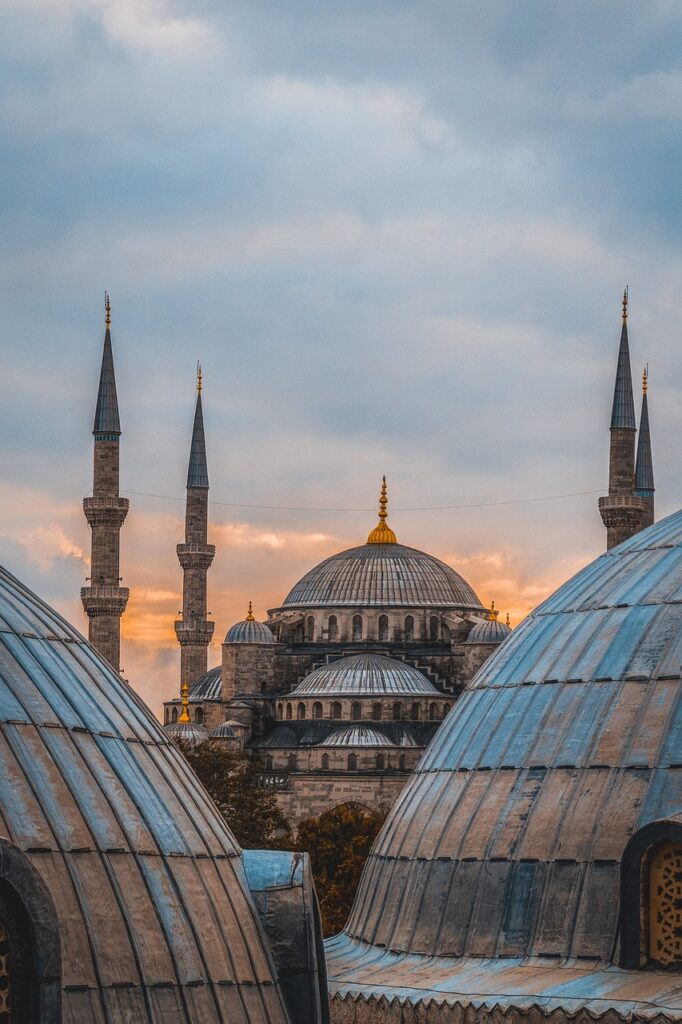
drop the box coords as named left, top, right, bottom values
left=81, top=296, right=129, bottom=670
left=174, top=369, right=215, bottom=685
left=598, top=290, right=646, bottom=549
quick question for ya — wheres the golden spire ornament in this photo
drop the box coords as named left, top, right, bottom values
left=246, top=600, right=255, bottom=621
left=487, top=601, right=499, bottom=621
left=197, top=361, right=203, bottom=393
left=367, top=476, right=397, bottom=544
left=178, top=681, right=191, bottom=723
left=642, top=364, right=648, bottom=395
left=506, top=611, right=511, bottom=627
left=622, top=286, right=628, bottom=322
left=105, top=291, right=111, bottom=328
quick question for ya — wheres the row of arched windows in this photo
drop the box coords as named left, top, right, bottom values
left=166, top=706, right=204, bottom=724
left=277, top=700, right=446, bottom=721
left=264, top=753, right=409, bottom=772
left=298, top=614, right=447, bottom=642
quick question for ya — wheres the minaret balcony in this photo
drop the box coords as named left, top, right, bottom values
left=81, top=585, right=129, bottom=616
left=83, top=496, right=129, bottom=529
left=174, top=620, right=215, bottom=646
left=598, top=494, right=647, bottom=531
left=176, top=543, right=215, bottom=571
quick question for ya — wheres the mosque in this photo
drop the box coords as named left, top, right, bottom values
left=0, top=290, right=677, bottom=1021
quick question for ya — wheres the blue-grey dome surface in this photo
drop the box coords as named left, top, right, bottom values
left=320, top=725, right=395, bottom=748
left=0, top=565, right=289, bottom=1023
left=327, top=511, right=682, bottom=1020
left=225, top=618, right=275, bottom=644
left=279, top=542, right=483, bottom=609
left=291, top=652, right=439, bottom=697
left=164, top=719, right=209, bottom=746
left=210, top=721, right=236, bottom=738
left=465, top=617, right=512, bottom=644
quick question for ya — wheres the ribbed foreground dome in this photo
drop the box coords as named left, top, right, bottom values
left=280, top=543, right=483, bottom=609
left=291, top=652, right=439, bottom=697
left=327, top=510, right=682, bottom=1020
left=0, top=565, right=289, bottom=1023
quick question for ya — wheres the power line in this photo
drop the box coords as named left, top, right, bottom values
left=122, top=487, right=603, bottom=514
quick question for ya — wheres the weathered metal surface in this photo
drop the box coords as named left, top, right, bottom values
left=280, top=543, right=484, bottom=610
left=326, top=510, right=682, bottom=1019
left=291, top=653, right=440, bottom=696
left=0, top=564, right=296, bottom=1023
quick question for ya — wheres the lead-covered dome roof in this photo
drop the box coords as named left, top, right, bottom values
left=320, top=725, right=396, bottom=747
left=291, top=652, right=439, bottom=697
left=225, top=602, right=275, bottom=644
left=0, top=565, right=289, bottom=1023
left=339, top=509, right=682, bottom=969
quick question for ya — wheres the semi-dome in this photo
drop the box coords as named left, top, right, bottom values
left=320, top=725, right=396, bottom=748
left=327, top=510, right=682, bottom=1019
left=465, top=604, right=512, bottom=644
left=0, top=565, right=292, bottom=1022
left=291, top=652, right=439, bottom=697
left=210, top=721, right=236, bottom=738
left=226, top=602, right=275, bottom=644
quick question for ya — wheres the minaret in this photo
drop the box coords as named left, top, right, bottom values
left=174, top=365, right=215, bottom=686
left=81, top=294, right=129, bottom=671
left=598, top=289, right=646, bottom=549
left=635, top=366, right=655, bottom=530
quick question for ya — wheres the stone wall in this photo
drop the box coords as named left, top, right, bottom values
left=274, top=770, right=408, bottom=821
left=222, top=643, right=277, bottom=698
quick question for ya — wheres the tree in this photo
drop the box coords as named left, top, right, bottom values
left=181, top=741, right=291, bottom=849
left=297, top=804, right=387, bottom=936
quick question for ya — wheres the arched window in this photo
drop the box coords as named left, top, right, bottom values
left=441, top=703, right=449, bottom=718
left=429, top=702, right=437, bottom=721
left=328, top=615, right=338, bottom=640
left=313, top=701, right=323, bottom=720
left=277, top=702, right=283, bottom=720
left=622, top=824, right=682, bottom=969
left=297, top=702, right=306, bottom=720
left=378, top=614, right=389, bottom=642
left=286, top=703, right=292, bottom=720
left=265, top=755, right=273, bottom=770
left=287, top=754, right=298, bottom=771
left=171, top=707, right=178, bottom=723
left=372, top=702, right=382, bottom=721
left=306, top=616, right=315, bottom=642
left=331, top=701, right=342, bottom=719
left=392, top=702, right=402, bottom=721
left=404, top=615, right=414, bottom=641
left=194, top=707, right=203, bottom=724
left=430, top=615, right=440, bottom=641
left=321, top=753, right=329, bottom=770
left=352, top=615, right=362, bottom=641
left=399, top=754, right=406, bottom=771
left=375, top=753, right=385, bottom=770
left=410, top=702, right=421, bottom=721
left=348, top=753, right=357, bottom=771
left=293, top=623, right=303, bottom=644
left=351, top=702, right=362, bottom=721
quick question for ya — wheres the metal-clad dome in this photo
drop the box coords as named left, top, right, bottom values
left=327, top=510, right=682, bottom=1019
left=210, top=721, right=236, bottom=739
left=465, top=616, right=511, bottom=645
left=0, top=564, right=290, bottom=1023
left=280, top=543, right=483, bottom=609
left=291, top=652, right=439, bottom=697
left=320, top=726, right=395, bottom=748
left=164, top=719, right=209, bottom=746
left=225, top=613, right=275, bottom=645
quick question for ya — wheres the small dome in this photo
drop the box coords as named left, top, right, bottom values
left=210, top=721, right=236, bottom=739
left=291, top=652, right=439, bottom=697
left=164, top=720, right=209, bottom=746
left=226, top=603, right=275, bottom=644
left=320, top=725, right=395, bottom=748
left=465, top=606, right=512, bottom=645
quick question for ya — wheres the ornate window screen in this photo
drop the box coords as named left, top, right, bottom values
left=650, top=842, right=682, bottom=966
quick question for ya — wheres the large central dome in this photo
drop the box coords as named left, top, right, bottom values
left=281, top=542, right=482, bottom=609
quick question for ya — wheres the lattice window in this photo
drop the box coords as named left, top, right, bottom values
left=0, top=922, right=11, bottom=1022
left=650, top=842, right=682, bottom=966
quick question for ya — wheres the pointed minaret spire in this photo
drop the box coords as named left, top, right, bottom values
left=599, top=289, right=647, bottom=549
left=174, top=367, right=215, bottom=688
left=635, top=365, right=655, bottom=529
left=81, top=295, right=129, bottom=671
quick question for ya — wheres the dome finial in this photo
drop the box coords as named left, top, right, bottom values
left=197, top=360, right=202, bottom=394
left=622, top=285, right=628, bottom=322
left=246, top=600, right=255, bottom=621
left=642, top=363, right=648, bottom=394
left=178, top=681, right=191, bottom=723
left=506, top=611, right=511, bottom=627
left=367, top=476, right=397, bottom=544
left=105, top=291, right=111, bottom=329
left=487, top=600, right=498, bottom=621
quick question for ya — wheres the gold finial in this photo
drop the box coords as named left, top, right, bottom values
left=642, top=364, right=648, bottom=395
left=622, top=286, right=628, bottom=323
left=367, top=475, right=397, bottom=544
left=197, top=361, right=202, bottom=393
left=487, top=601, right=499, bottom=621
left=246, top=600, right=255, bottom=621
left=178, top=680, right=191, bottom=723
left=506, top=612, right=511, bottom=627
left=105, top=291, right=111, bottom=328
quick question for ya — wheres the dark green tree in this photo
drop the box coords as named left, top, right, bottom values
left=181, top=741, right=291, bottom=849
left=296, top=804, right=387, bottom=936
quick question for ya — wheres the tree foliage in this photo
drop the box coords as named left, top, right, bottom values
left=297, top=804, right=387, bottom=936
left=181, top=742, right=291, bottom=849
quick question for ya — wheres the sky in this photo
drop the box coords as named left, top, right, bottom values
left=1, top=0, right=681, bottom=716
